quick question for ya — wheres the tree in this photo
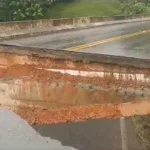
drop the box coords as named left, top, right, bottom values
left=9, top=0, right=43, bottom=21
left=3, top=0, right=58, bottom=21
left=121, top=0, right=150, bottom=15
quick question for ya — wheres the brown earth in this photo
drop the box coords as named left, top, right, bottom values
left=0, top=64, right=148, bottom=89
left=0, top=64, right=150, bottom=124
left=1, top=100, right=150, bottom=125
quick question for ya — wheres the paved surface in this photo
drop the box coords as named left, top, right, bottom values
left=34, top=118, right=142, bottom=150
left=3, top=20, right=150, bottom=59
left=0, top=109, right=76, bottom=150
left=1, top=109, right=142, bottom=150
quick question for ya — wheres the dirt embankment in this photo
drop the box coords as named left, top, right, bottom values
left=0, top=64, right=150, bottom=125
left=0, top=64, right=149, bottom=88
left=1, top=100, right=150, bottom=125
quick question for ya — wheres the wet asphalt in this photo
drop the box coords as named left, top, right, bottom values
left=3, top=20, right=150, bottom=59
left=34, top=118, right=142, bottom=150
left=0, top=109, right=76, bottom=150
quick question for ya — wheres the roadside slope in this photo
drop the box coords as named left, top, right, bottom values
left=47, top=0, right=121, bottom=19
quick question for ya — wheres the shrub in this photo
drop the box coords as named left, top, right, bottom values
left=3, top=0, right=58, bottom=21
left=121, top=0, right=150, bottom=15
left=132, top=2, right=147, bottom=14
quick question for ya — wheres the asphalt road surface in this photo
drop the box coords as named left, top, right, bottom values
left=0, top=109, right=76, bottom=150
left=3, top=20, right=150, bottom=59
left=0, top=109, right=143, bottom=150
left=34, top=118, right=142, bottom=150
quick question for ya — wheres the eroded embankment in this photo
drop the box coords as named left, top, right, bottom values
left=0, top=44, right=150, bottom=124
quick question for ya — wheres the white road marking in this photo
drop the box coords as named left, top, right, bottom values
left=120, top=117, right=128, bottom=150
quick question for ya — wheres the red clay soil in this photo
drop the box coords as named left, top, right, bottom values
left=1, top=100, right=146, bottom=125
left=0, top=64, right=148, bottom=88
left=16, top=104, right=120, bottom=124
left=0, top=64, right=150, bottom=124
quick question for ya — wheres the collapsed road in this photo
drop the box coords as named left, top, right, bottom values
left=0, top=17, right=150, bottom=150
left=0, top=44, right=149, bottom=150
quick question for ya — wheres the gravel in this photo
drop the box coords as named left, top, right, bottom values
left=0, top=109, right=77, bottom=150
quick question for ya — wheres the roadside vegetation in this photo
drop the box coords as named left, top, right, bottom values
left=121, top=0, right=150, bottom=15
left=1, top=0, right=59, bottom=21
left=1, top=0, right=150, bottom=21
left=46, top=0, right=121, bottom=19
left=133, top=115, right=150, bottom=150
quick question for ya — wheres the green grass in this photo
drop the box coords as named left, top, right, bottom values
left=46, top=0, right=121, bottom=19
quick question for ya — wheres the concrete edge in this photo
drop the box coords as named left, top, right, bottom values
left=1, top=17, right=150, bottom=42
left=89, top=17, right=150, bottom=27
left=0, top=44, right=150, bottom=69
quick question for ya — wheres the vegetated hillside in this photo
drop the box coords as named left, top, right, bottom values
left=46, top=0, right=121, bottom=19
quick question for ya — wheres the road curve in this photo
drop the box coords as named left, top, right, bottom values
left=2, top=20, right=150, bottom=59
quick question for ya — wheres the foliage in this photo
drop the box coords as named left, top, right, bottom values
left=4, top=0, right=58, bottom=21
left=133, top=116, right=150, bottom=150
left=133, top=2, right=147, bottom=14
left=2, top=0, right=150, bottom=21
left=9, top=0, right=42, bottom=20
left=121, top=0, right=150, bottom=15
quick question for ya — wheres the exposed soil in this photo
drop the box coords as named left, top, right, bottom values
left=0, top=64, right=149, bottom=89
left=0, top=104, right=121, bottom=125
left=1, top=100, right=149, bottom=125
left=0, top=64, right=150, bottom=124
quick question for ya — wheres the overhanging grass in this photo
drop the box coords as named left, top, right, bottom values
left=46, top=0, right=121, bottom=19
left=133, top=115, right=150, bottom=150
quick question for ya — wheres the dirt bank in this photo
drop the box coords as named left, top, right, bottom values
left=1, top=100, right=150, bottom=125
left=0, top=64, right=150, bottom=124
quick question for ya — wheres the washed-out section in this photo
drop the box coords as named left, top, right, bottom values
left=39, top=68, right=150, bottom=82
left=0, top=44, right=150, bottom=124
left=0, top=78, right=150, bottom=109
